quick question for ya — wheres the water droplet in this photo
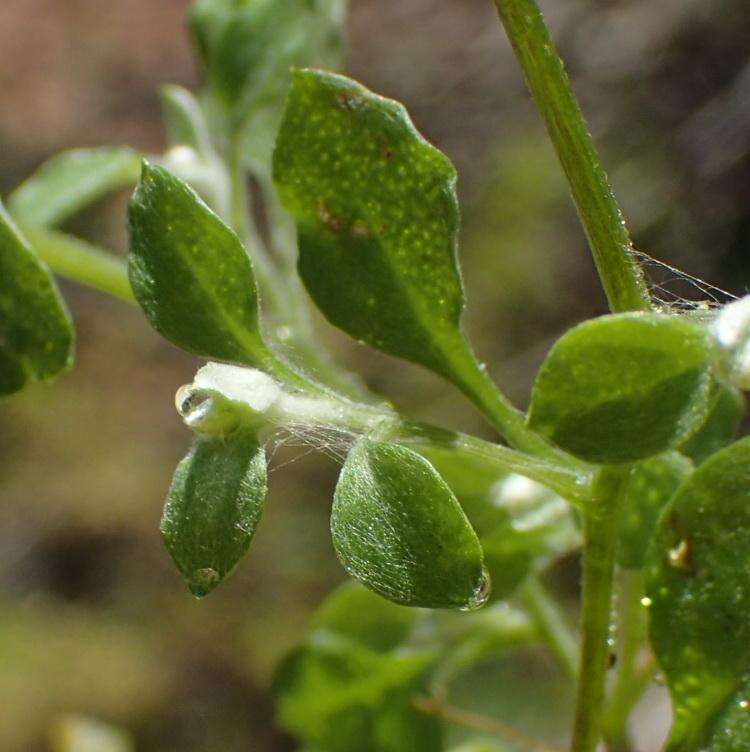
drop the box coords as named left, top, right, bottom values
left=189, top=567, right=220, bottom=598
left=740, top=700, right=749, bottom=710
left=460, top=566, right=491, bottom=611
left=641, top=596, right=653, bottom=608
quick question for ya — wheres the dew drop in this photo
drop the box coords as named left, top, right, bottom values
left=641, top=596, right=653, bottom=608
left=460, top=566, right=492, bottom=611
left=740, top=700, right=749, bottom=710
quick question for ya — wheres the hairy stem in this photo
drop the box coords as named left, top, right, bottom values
left=491, top=0, right=650, bottom=314
left=569, top=466, right=628, bottom=752
left=22, top=225, right=135, bottom=303
left=522, top=575, right=578, bottom=681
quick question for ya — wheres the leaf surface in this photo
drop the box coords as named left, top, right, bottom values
left=617, top=452, right=693, bottom=569
left=161, top=430, right=267, bottom=597
left=0, top=202, right=73, bottom=395
left=128, top=163, right=270, bottom=365
left=8, top=147, right=141, bottom=227
left=331, top=438, right=487, bottom=609
left=646, top=438, right=750, bottom=751
left=527, top=313, right=716, bottom=463
left=274, top=69, right=476, bottom=384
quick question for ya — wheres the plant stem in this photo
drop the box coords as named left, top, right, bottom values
left=401, top=420, right=593, bottom=504
left=522, top=575, right=578, bottom=681
left=491, top=0, right=650, bottom=314
left=22, top=225, right=135, bottom=303
left=446, top=338, right=583, bottom=472
left=569, top=466, right=628, bottom=752
left=603, top=569, right=651, bottom=752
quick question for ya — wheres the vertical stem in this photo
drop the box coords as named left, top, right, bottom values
left=603, top=569, right=650, bottom=752
left=570, top=466, right=628, bottom=752
left=522, top=575, right=579, bottom=681
left=491, top=0, right=651, bottom=314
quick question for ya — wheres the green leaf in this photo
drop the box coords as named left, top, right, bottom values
left=423, top=447, right=579, bottom=600
left=8, top=147, right=141, bottom=227
left=161, top=429, right=267, bottom=597
left=274, top=69, right=478, bottom=384
left=617, top=452, right=693, bottom=570
left=645, top=438, right=750, bottom=751
left=331, top=438, right=488, bottom=609
left=159, top=85, right=213, bottom=154
left=127, top=162, right=271, bottom=366
left=0, top=202, right=73, bottom=395
left=679, top=381, right=745, bottom=464
left=274, top=636, right=441, bottom=752
left=312, top=581, right=419, bottom=653
left=527, top=312, right=717, bottom=463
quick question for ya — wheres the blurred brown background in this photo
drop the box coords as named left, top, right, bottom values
left=1, top=1, right=749, bottom=750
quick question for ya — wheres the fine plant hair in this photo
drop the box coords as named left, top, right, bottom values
left=4, top=2, right=750, bottom=752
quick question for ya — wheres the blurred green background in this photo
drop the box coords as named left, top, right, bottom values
left=1, top=0, right=749, bottom=749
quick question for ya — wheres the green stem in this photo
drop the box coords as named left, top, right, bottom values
left=445, top=337, right=583, bottom=472
left=569, top=466, right=628, bottom=752
left=22, top=225, right=134, bottom=303
left=603, top=570, right=651, bottom=752
left=491, top=0, right=650, bottom=314
left=522, top=575, right=578, bottom=681
left=401, top=421, right=593, bottom=504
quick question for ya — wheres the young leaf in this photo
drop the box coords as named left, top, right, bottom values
left=527, top=313, right=717, bottom=463
left=678, top=380, right=744, bottom=464
left=274, top=69, right=476, bottom=384
left=331, top=438, right=488, bottom=609
left=159, top=85, right=214, bottom=154
left=617, top=452, right=693, bottom=570
left=161, top=430, right=267, bottom=597
left=8, top=147, right=141, bottom=227
left=645, top=438, right=750, bottom=751
left=312, top=581, right=419, bottom=654
left=195, top=0, right=345, bottom=121
left=127, top=162, right=270, bottom=366
left=0, top=202, right=73, bottom=395
left=275, top=639, right=441, bottom=752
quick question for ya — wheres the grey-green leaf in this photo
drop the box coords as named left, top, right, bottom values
left=0, top=201, right=73, bottom=395
left=8, top=147, right=141, bottom=227
left=617, top=452, right=693, bottom=570
left=274, top=69, right=476, bottom=384
left=527, top=312, right=717, bottom=463
left=161, top=429, right=267, bottom=597
left=645, top=438, right=750, bottom=751
left=127, top=162, right=270, bottom=366
left=331, top=438, right=488, bottom=609
left=159, top=85, right=213, bottom=154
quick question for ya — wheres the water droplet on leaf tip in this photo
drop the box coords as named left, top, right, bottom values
left=641, top=596, right=652, bottom=607
left=460, top=567, right=491, bottom=611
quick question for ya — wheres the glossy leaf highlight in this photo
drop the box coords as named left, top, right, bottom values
left=331, top=438, right=487, bottom=609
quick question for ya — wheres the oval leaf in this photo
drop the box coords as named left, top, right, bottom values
left=0, top=202, right=73, bottom=395
left=527, top=313, right=716, bottom=463
left=274, top=69, right=473, bottom=383
left=645, top=438, right=750, bottom=751
left=8, top=147, right=141, bottom=227
left=331, top=438, right=487, bottom=609
left=161, top=430, right=267, bottom=597
left=127, top=162, right=270, bottom=365
left=617, top=452, right=693, bottom=570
